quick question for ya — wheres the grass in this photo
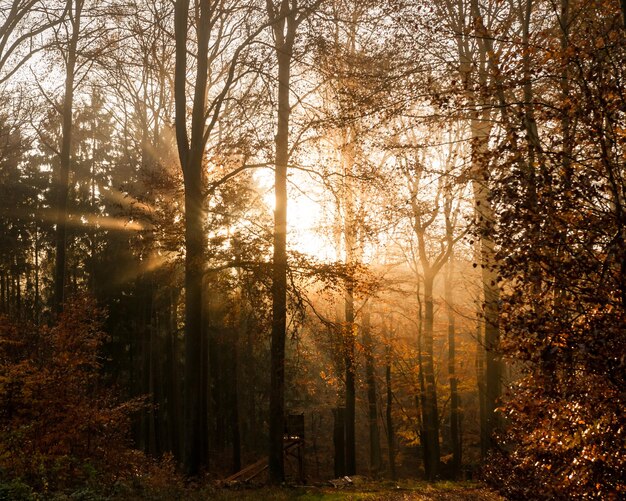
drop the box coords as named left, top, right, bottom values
left=204, top=479, right=504, bottom=500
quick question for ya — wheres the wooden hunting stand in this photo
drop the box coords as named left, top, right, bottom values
left=284, top=413, right=305, bottom=483
left=223, top=413, right=305, bottom=484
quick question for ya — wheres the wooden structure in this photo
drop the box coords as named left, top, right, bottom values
left=223, top=414, right=305, bottom=484
left=284, top=413, right=305, bottom=482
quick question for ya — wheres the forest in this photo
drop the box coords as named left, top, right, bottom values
left=0, top=0, right=624, bottom=499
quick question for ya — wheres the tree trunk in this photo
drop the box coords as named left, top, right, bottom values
left=385, top=343, right=396, bottom=480
left=269, top=6, right=295, bottom=480
left=1, top=273, right=5, bottom=312
left=341, top=123, right=358, bottom=476
left=477, top=196, right=501, bottom=453
left=470, top=112, right=501, bottom=455
left=333, top=406, right=346, bottom=477
left=54, top=0, right=83, bottom=313
left=182, top=170, right=206, bottom=474
left=422, top=275, right=440, bottom=479
left=34, top=225, right=40, bottom=321
left=231, top=321, right=242, bottom=473
left=416, top=284, right=429, bottom=476
left=174, top=0, right=212, bottom=474
left=445, top=259, right=461, bottom=478
left=147, top=283, right=158, bottom=455
left=443, top=165, right=461, bottom=478
left=475, top=304, right=488, bottom=458
left=363, top=308, right=381, bottom=475
left=166, top=288, right=181, bottom=458
left=344, top=284, right=356, bottom=475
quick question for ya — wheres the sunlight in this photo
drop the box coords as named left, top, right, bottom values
left=113, top=252, right=172, bottom=285
left=288, top=194, right=336, bottom=261
left=4, top=206, right=147, bottom=232
left=257, top=168, right=336, bottom=261
left=34, top=209, right=147, bottom=231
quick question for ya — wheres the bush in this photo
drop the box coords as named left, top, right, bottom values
left=0, top=296, right=144, bottom=494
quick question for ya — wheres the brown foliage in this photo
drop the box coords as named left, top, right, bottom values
left=482, top=1, right=626, bottom=497
left=0, top=296, right=144, bottom=492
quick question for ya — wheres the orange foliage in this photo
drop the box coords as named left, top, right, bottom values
left=0, top=297, right=144, bottom=492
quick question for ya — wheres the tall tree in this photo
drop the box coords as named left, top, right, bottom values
left=266, top=0, right=300, bottom=483
left=53, top=0, right=83, bottom=312
left=443, top=145, right=462, bottom=478
left=482, top=0, right=626, bottom=497
left=173, top=0, right=266, bottom=474
left=433, top=0, right=506, bottom=454
left=391, top=121, right=465, bottom=479
left=314, top=0, right=382, bottom=474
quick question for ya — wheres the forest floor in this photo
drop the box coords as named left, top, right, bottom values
left=179, top=480, right=504, bottom=501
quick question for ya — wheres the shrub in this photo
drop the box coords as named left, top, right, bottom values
left=0, top=296, right=144, bottom=494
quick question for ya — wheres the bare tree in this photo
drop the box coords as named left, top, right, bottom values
left=266, top=0, right=301, bottom=483
left=0, top=0, right=68, bottom=84
left=173, top=0, right=273, bottom=475
left=52, top=0, right=82, bottom=313
left=392, top=122, right=465, bottom=479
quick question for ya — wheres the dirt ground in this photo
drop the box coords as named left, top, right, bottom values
left=207, top=479, right=504, bottom=500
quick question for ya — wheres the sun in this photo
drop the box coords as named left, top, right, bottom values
left=288, top=194, right=336, bottom=261
left=256, top=167, right=336, bottom=261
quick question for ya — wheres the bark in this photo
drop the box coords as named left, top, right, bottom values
left=471, top=154, right=502, bottom=452
left=476, top=304, right=488, bottom=458
left=461, top=1, right=503, bottom=453
left=268, top=0, right=297, bottom=482
left=342, top=285, right=357, bottom=470
left=333, top=407, right=346, bottom=477
left=53, top=0, right=83, bottom=313
left=15, top=271, right=20, bottom=314
left=343, top=282, right=356, bottom=475
left=209, top=326, right=225, bottom=455
left=468, top=71, right=501, bottom=453
left=363, top=309, right=381, bottom=475
left=422, top=275, right=440, bottom=479
left=147, top=284, right=157, bottom=455
left=385, top=342, right=396, bottom=480
left=326, top=4, right=363, bottom=476
left=444, top=160, right=461, bottom=478
left=174, top=0, right=210, bottom=475
left=231, top=303, right=245, bottom=473
left=231, top=354, right=241, bottom=473
left=34, top=226, right=40, bottom=321
left=183, top=170, right=206, bottom=474
left=268, top=50, right=289, bottom=483
left=445, top=259, right=461, bottom=478
left=166, top=288, right=181, bottom=458
left=412, top=288, right=425, bottom=462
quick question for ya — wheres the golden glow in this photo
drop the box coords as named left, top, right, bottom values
left=103, top=189, right=155, bottom=215
left=257, top=168, right=336, bottom=261
left=113, top=253, right=172, bottom=285
left=34, top=209, right=147, bottom=231
left=288, top=194, right=336, bottom=261
left=74, top=213, right=145, bottom=231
